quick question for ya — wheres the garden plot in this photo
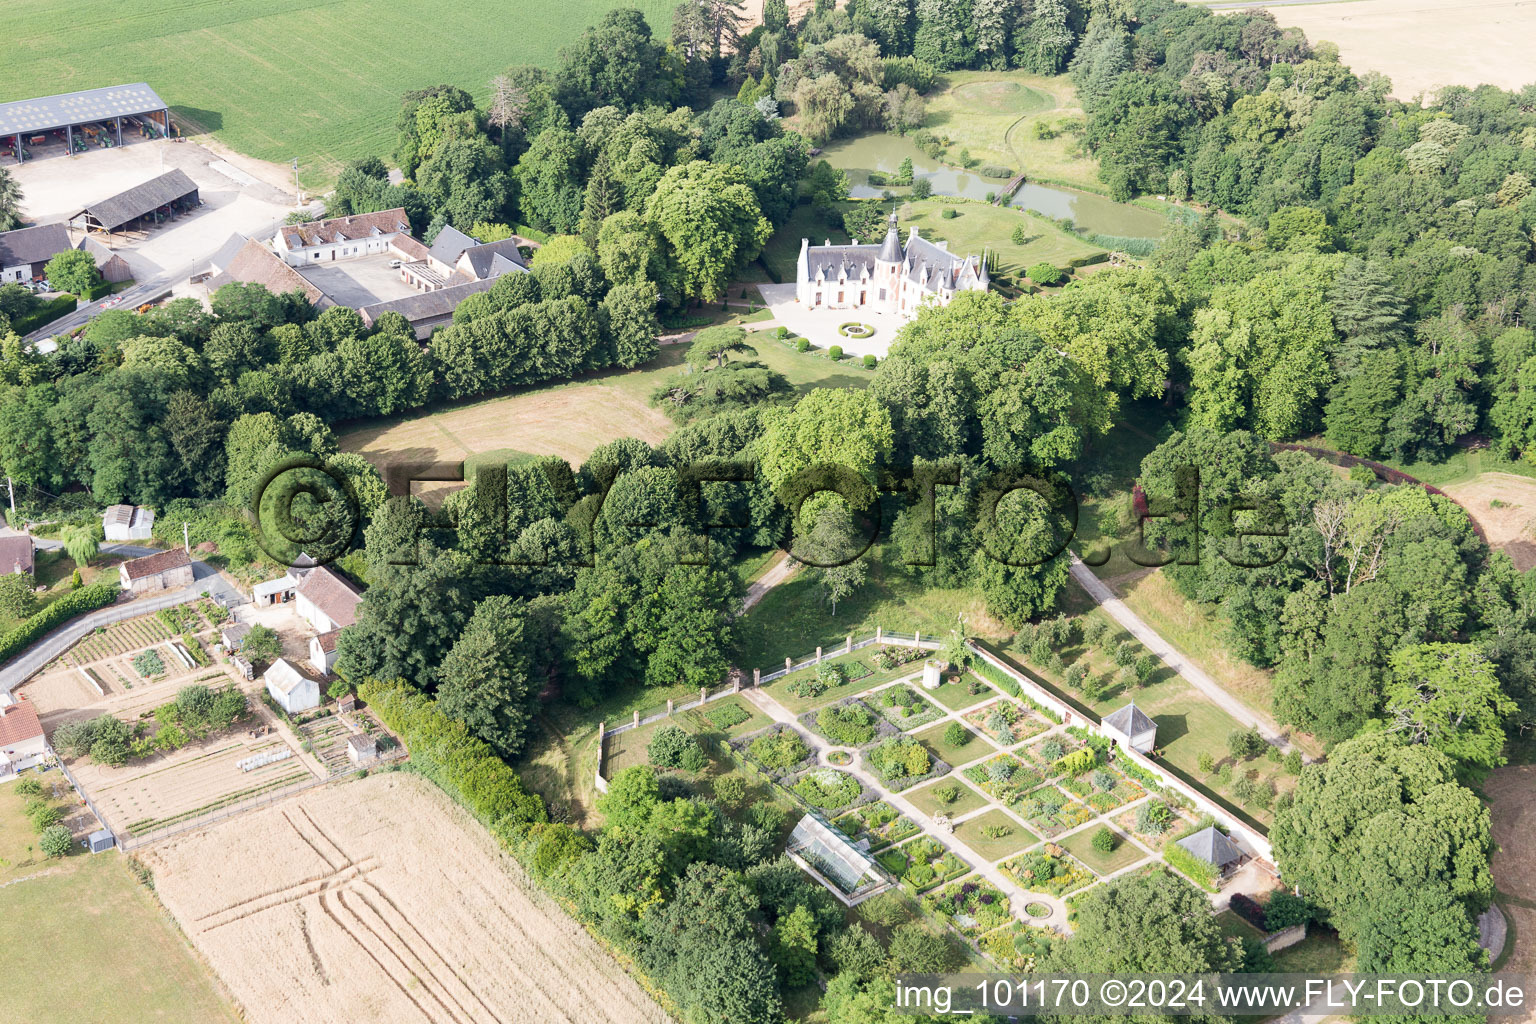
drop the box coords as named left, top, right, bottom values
left=1002, top=843, right=1096, bottom=898
left=790, top=767, right=870, bottom=814
left=1059, top=763, right=1145, bottom=815
left=298, top=713, right=364, bottom=776
left=881, top=835, right=969, bottom=893
left=799, top=698, right=899, bottom=748
left=1113, top=799, right=1193, bottom=851
left=963, top=753, right=1045, bottom=804
left=911, top=719, right=984, bottom=767
left=952, top=808, right=1038, bottom=861
left=1060, top=826, right=1147, bottom=877
left=867, top=684, right=944, bottom=730
left=860, top=733, right=951, bottom=792
left=962, top=698, right=1050, bottom=747
left=923, top=673, right=997, bottom=713
left=139, top=773, right=670, bottom=1024
left=64, top=613, right=176, bottom=668
left=924, top=878, right=1013, bottom=939
left=907, top=777, right=990, bottom=820
left=1010, top=785, right=1095, bottom=839
left=978, top=920, right=1056, bottom=972
left=70, top=728, right=316, bottom=838
left=831, top=801, right=920, bottom=852
left=735, top=725, right=817, bottom=784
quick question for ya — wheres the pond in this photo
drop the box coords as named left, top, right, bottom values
left=817, top=133, right=1170, bottom=239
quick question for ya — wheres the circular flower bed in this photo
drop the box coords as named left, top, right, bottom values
left=827, top=750, right=852, bottom=766
left=838, top=321, right=875, bottom=339
left=1025, top=901, right=1051, bottom=919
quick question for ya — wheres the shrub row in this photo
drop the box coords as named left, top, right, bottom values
left=11, top=295, right=78, bottom=335
left=0, top=582, right=118, bottom=666
left=1086, top=234, right=1158, bottom=257
left=359, top=680, right=547, bottom=833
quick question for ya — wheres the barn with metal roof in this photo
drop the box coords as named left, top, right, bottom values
left=1, top=83, right=171, bottom=163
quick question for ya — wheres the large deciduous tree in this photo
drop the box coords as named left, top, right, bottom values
left=438, top=595, right=537, bottom=759
left=645, top=161, right=772, bottom=303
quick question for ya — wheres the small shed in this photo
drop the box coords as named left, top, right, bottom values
left=337, top=693, right=358, bottom=715
left=220, top=622, right=251, bottom=651
left=230, top=654, right=254, bottom=681
left=102, top=504, right=154, bottom=541
left=76, top=236, right=132, bottom=283
left=1177, top=826, right=1243, bottom=876
left=1102, top=700, right=1157, bottom=754
left=346, top=732, right=377, bottom=764
left=88, top=829, right=115, bottom=854
left=264, top=658, right=319, bottom=714
left=118, top=547, right=193, bottom=593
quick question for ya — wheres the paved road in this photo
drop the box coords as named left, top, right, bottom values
left=0, top=541, right=245, bottom=693
left=1068, top=557, right=1299, bottom=755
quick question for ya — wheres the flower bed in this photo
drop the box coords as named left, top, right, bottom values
left=799, top=697, right=897, bottom=748
left=872, top=684, right=944, bottom=730
left=827, top=750, right=851, bottom=766
left=1076, top=766, right=1145, bottom=813
left=891, top=835, right=970, bottom=892
left=963, top=754, right=1044, bottom=803
left=1011, top=785, right=1095, bottom=837
left=1002, top=844, right=1096, bottom=897
left=863, top=735, right=950, bottom=792
left=833, top=800, right=920, bottom=851
left=1016, top=731, right=1086, bottom=773
left=737, top=725, right=816, bottom=783
left=870, top=645, right=927, bottom=672
left=792, top=767, right=866, bottom=812
left=962, top=699, right=1048, bottom=746
left=925, top=878, right=1013, bottom=937
left=980, top=921, right=1055, bottom=971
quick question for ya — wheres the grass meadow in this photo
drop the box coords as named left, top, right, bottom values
left=0, top=0, right=674, bottom=186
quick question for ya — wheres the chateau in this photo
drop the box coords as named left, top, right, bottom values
left=795, top=213, right=988, bottom=317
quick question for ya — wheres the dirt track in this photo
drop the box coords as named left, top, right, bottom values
left=141, top=773, right=669, bottom=1024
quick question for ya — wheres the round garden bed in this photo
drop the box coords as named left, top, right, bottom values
left=827, top=750, right=852, bottom=766
left=838, top=322, right=875, bottom=339
left=1025, top=901, right=1051, bottom=919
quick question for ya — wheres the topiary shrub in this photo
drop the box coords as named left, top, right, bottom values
left=1091, top=827, right=1115, bottom=853
left=944, top=721, right=969, bottom=748
left=863, top=354, right=876, bottom=368
left=796, top=337, right=810, bottom=352
left=1026, top=262, right=1063, bottom=286
left=940, top=207, right=958, bottom=220
left=828, top=344, right=843, bottom=360
left=934, top=782, right=961, bottom=804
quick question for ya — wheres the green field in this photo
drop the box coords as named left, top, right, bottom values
left=1, top=0, right=674, bottom=185
left=899, top=200, right=1103, bottom=277
left=923, top=71, right=1101, bottom=191
left=0, top=783, right=237, bottom=1023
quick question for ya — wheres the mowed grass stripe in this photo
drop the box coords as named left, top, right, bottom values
left=0, top=0, right=675, bottom=185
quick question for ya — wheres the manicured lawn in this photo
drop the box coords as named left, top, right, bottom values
left=0, top=0, right=676, bottom=186
left=899, top=200, right=1102, bottom=278
left=0, top=548, right=126, bottom=634
left=1059, top=827, right=1149, bottom=877
left=907, top=777, right=991, bottom=820
left=761, top=203, right=850, bottom=283
left=952, top=808, right=1039, bottom=862
left=922, top=71, right=1102, bottom=191
left=677, top=695, right=770, bottom=738
left=1273, top=930, right=1353, bottom=974
left=760, top=661, right=920, bottom=716
left=1215, top=908, right=1266, bottom=943
left=0, top=786, right=237, bottom=1022
left=924, top=674, right=998, bottom=712
left=735, top=543, right=1005, bottom=672
left=911, top=720, right=986, bottom=767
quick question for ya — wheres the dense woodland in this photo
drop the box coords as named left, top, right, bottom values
left=1, top=1, right=1532, bottom=1021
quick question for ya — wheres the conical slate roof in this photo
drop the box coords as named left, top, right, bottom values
left=877, top=213, right=902, bottom=262
left=1177, top=826, right=1242, bottom=866
left=1103, top=701, right=1156, bottom=736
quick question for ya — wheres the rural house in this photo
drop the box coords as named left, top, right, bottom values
left=0, top=693, right=47, bottom=777
left=1177, top=826, right=1244, bottom=878
left=264, top=658, right=319, bottom=714
left=398, top=227, right=528, bottom=292
left=271, top=208, right=412, bottom=266
left=249, top=552, right=318, bottom=606
left=0, top=222, right=72, bottom=285
left=206, top=238, right=330, bottom=308
left=118, top=547, right=192, bottom=593
left=294, top=565, right=362, bottom=634
left=1102, top=701, right=1157, bottom=754
left=308, top=629, right=340, bottom=677
left=0, top=532, right=35, bottom=576
left=102, top=503, right=153, bottom=541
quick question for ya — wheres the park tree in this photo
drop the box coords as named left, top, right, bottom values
left=597, top=210, right=668, bottom=289
left=1046, top=869, right=1244, bottom=974
left=59, top=522, right=102, bottom=568
left=335, top=546, right=481, bottom=689
left=438, top=596, right=537, bottom=759
left=556, top=8, right=677, bottom=116
left=416, top=132, right=514, bottom=231
left=645, top=161, right=772, bottom=303
left=38, top=823, right=72, bottom=859
left=0, top=572, right=39, bottom=618
left=516, top=125, right=585, bottom=234
left=1383, top=643, right=1515, bottom=773
left=44, top=250, right=103, bottom=297
left=242, top=624, right=283, bottom=666
left=757, top=388, right=894, bottom=514
left=770, top=903, right=819, bottom=987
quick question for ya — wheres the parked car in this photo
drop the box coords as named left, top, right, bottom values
left=387, top=259, right=403, bottom=269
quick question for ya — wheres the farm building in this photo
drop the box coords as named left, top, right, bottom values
left=1102, top=701, right=1157, bottom=754
left=206, top=238, right=330, bottom=308
left=0, top=532, right=34, bottom=576
left=308, top=629, right=340, bottom=677
left=70, top=169, right=201, bottom=237
left=271, top=208, right=412, bottom=266
left=0, top=693, right=47, bottom=777
left=0, top=222, right=72, bottom=285
left=88, top=829, right=116, bottom=854
left=119, top=547, right=193, bottom=593
left=265, top=658, right=319, bottom=714
left=358, top=277, right=497, bottom=340
left=294, top=565, right=362, bottom=633
left=102, top=503, right=154, bottom=540
left=785, top=811, right=894, bottom=907
left=75, top=236, right=133, bottom=283
left=207, top=233, right=249, bottom=276
left=0, top=83, right=171, bottom=164
left=346, top=732, right=376, bottom=764
left=1177, top=826, right=1244, bottom=877
left=400, top=230, right=529, bottom=292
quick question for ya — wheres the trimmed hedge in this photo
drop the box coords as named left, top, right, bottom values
left=359, top=680, right=547, bottom=832
left=1067, top=252, right=1111, bottom=268
left=0, top=582, right=118, bottom=666
left=12, top=295, right=78, bottom=335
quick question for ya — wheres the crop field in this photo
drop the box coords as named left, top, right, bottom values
left=141, top=772, right=671, bottom=1024
left=70, top=727, right=316, bottom=838
left=0, top=0, right=675, bottom=186
left=1196, top=0, right=1536, bottom=99
left=63, top=611, right=175, bottom=667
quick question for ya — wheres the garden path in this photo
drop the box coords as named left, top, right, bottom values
left=741, top=551, right=800, bottom=613
left=1068, top=557, right=1298, bottom=755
